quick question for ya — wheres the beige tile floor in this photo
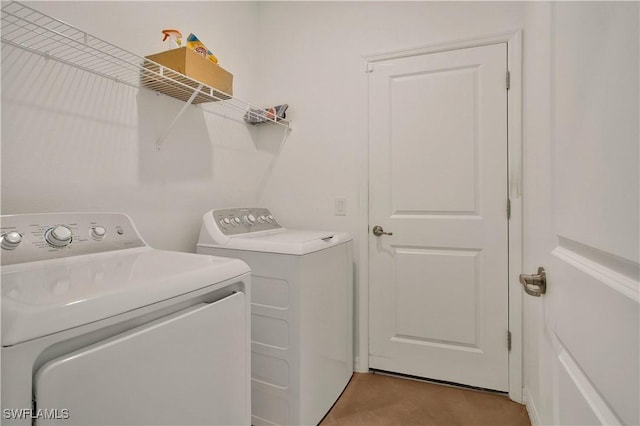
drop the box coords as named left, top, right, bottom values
left=320, top=372, right=531, bottom=426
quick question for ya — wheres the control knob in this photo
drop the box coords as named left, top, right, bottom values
left=257, top=215, right=267, bottom=224
left=90, top=226, right=107, bottom=241
left=1, top=231, right=23, bottom=250
left=219, top=217, right=231, bottom=228
left=45, top=225, right=73, bottom=247
left=266, top=215, right=275, bottom=223
left=244, top=214, right=256, bottom=225
left=231, top=217, right=241, bottom=226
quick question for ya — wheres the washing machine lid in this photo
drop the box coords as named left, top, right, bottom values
left=201, top=229, right=352, bottom=255
left=1, top=247, right=250, bottom=346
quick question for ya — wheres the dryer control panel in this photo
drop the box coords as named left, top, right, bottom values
left=211, top=208, right=282, bottom=236
left=0, top=212, right=146, bottom=265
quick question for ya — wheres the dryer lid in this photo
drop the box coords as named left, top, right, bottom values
left=1, top=247, right=250, bottom=346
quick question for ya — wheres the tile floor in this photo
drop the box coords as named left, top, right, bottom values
left=320, top=372, right=531, bottom=426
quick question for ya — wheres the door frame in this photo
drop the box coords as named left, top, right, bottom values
left=358, top=30, right=523, bottom=403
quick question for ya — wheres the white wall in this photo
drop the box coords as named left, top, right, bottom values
left=1, top=1, right=268, bottom=252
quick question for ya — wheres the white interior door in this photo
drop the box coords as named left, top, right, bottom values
left=368, top=43, right=509, bottom=391
left=527, top=3, right=639, bottom=424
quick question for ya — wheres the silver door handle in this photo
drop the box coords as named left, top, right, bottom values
left=372, top=225, right=393, bottom=236
left=519, top=267, right=547, bottom=297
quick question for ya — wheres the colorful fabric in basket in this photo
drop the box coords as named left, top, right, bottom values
left=244, top=104, right=288, bottom=124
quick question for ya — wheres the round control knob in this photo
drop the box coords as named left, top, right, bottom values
left=257, top=215, right=267, bottom=224
left=219, top=218, right=231, bottom=228
left=266, top=215, right=275, bottom=223
left=231, top=217, right=241, bottom=226
left=45, top=225, right=73, bottom=247
left=90, top=226, right=107, bottom=241
left=1, top=231, right=23, bottom=250
left=244, top=214, right=256, bottom=225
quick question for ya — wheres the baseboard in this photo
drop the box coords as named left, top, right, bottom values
left=523, top=386, right=542, bottom=426
left=355, top=356, right=372, bottom=373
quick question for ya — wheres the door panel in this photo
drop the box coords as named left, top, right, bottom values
left=395, top=247, right=480, bottom=346
left=529, top=3, right=639, bottom=425
left=391, top=66, right=479, bottom=214
left=368, top=43, right=509, bottom=391
left=549, top=250, right=638, bottom=424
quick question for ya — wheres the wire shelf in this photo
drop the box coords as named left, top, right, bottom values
left=1, top=1, right=291, bottom=134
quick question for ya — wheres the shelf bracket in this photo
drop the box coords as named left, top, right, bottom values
left=281, top=124, right=292, bottom=146
left=156, top=82, right=203, bottom=151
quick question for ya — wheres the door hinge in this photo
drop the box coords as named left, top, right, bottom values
left=507, top=198, right=511, bottom=220
left=507, top=330, right=512, bottom=351
left=506, top=70, right=511, bottom=90
left=365, top=63, right=375, bottom=74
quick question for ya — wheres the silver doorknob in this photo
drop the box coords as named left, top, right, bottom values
left=519, top=267, right=547, bottom=297
left=372, top=225, right=393, bottom=236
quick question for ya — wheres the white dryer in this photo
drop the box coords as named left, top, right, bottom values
left=1, top=212, right=251, bottom=426
left=197, top=208, right=353, bottom=426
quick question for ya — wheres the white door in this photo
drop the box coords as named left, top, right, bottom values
left=368, top=43, right=509, bottom=391
left=527, top=3, right=639, bottom=424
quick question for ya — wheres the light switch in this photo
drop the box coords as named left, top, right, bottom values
left=335, top=198, right=347, bottom=216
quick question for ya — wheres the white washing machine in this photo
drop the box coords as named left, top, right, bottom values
left=197, top=207, right=353, bottom=426
left=1, top=212, right=251, bottom=426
